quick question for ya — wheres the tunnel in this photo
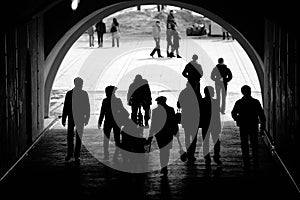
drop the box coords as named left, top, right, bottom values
left=1, top=0, right=300, bottom=198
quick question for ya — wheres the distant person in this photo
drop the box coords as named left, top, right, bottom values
left=98, top=85, right=125, bottom=160
left=62, top=77, right=90, bottom=163
left=170, top=30, right=181, bottom=58
left=95, top=19, right=106, bottom=47
left=182, top=54, right=203, bottom=96
left=150, top=20, right=163, bottom=58
left=231, top=85, right=266, bottom=170
left=110, top=18, right=120, bottom=47
left=210, top=57, right=232, bottom=114
left=222, top=27, right=229, bottom=40
left=166, top=10, right=177, bottom=58
left=201, top=86, right=222, bottom=167
left=87, top=26, right=95, bottom=47
left=148, top=96, right=179, bottom=176
left=177, top=82, right=201, bottom=162
left=127, top=74, right=152, bottom=127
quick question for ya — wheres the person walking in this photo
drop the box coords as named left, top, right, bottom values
left=148, top=96, right=179, bottom=176
left=150, top=20, right=163, bottom=58
left=95, top=19, right=106, bottom=47
left=87, top=26, right=95, bottom=47
left=62, top=77, right=90, bottom=164
left=231, top=85, right=266, bottom=170
left=170, top=30, right=181, bottom=58
left=210, top=57, right=232, bottom=114
left=201, top=86, right=222, bottom=168
left=177, top=82, right=201, bottom=163
left=166, top=10, right=176, bottom=58
left=98, top=85, right=125, bottom=160
left=182, top=54, right=203, bottom=97
left=127, top=74, right=152, bottom=127
left=110, top=18, right=120, bottom=47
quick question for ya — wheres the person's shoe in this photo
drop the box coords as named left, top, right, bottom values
left=169, top=52, right=175, bottom=58
left=150, top=54, right=154, bottom=58
left=221, top=111, right=226, bottom=115
left=177, top=55, right=182, bottom=58
left=167, top=51, right=170, bottom=57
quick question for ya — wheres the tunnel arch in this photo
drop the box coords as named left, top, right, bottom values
left=44, top=0, right=264, bottom=117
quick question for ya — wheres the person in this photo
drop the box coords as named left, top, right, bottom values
left=231, top=85, right=266, bottom=170
left=110, top=18, right=120, bottom=47
left=95, top=19, right=106, bottom=47
left=98, top=85, right=125, bottom=160
left=166, top=10, right=176, bottom=58
left=150, top=20, right=163, bottom=58
left=222, top=27, right=230, bottom=40
left=170, top=30, right=181, bottom=58
left=182, top=54, right=203, bottom=97
left=127, top=74, right=152, bottom=127
left=210, top=57, right=232, bottom=114
left=201, top=86, right=222, bottom=167
left=87, top=26, right=95, bottom=47
left=177, top=82, right=201, bottom=162
left=62, top=77, right=90, bottom=163
left=148, top=96, right=178, bottom=176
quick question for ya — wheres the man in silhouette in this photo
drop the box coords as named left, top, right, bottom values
left=201, top=86, right=222, bottom=167
left=182, top=54, right=203, bottom=97
left=148, top=96, right=178, bottom=176
left=95, top=19, right=106, bottom=47
left=127, top=74, right=152, bottom=127
left=177, top=82, right=201, bottom=163
left=150, top=20, right=163, bottom=58
left=62, top=77, right=90, bottom=163
left=210, top=57, right=232, bottom=114
left=98, top=85, right=125, bottom=160
left=231, top=85, right=266, bottom=170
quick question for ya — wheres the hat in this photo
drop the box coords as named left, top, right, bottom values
left=155, top=96, right=167, bottom=103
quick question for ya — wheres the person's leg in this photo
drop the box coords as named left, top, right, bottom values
left=113, top=124, right=121, bottom=157
left=112, top=34, right=115, bottom=47
left=74, top=123, right=84, bottom=161
left=97, top=32, right=101, bottom=47
left=249, top=127, right=259, bottom=166
left=215, top=84, right=221, bottom=108
left=142, top=103, right=150, bottom=127
left=66, top=123, right=75, bottom=160
left=103, top=124, right=112, bottom=159
left=240, top=127, right=250, bottom=169
left=187, top=127, right=199, bottom=161
left=202, top=126, right=211, bottom=164
left=160, top=148, right=170, bottom=175
left=212, top=129, right=222, bottom=164
left=221, top=83, right=227, bottom=113
left=131, top=105, right=138, bottom=125
left=100, top=33, right=104, bottom=47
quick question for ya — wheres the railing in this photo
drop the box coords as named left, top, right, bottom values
left=261, top=130, right=300, bottom=194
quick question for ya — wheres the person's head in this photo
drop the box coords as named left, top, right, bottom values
left=170, top=10, right=173, bottom=14
left=74, top=77, right=83, bottom=89
left=218, top=57, right=224, bottom=64
left=192, top=54, right=198, bottom=61
left=155, top=96, right=167, bottom=105
left=204, top=86, right=215, bottom=98
left=241, top=85, right=251, bottom=97
left=113, top=18, right=118, bottom=25
left=134, top=74, right=142, bottom=82
left=105, top=85, right=117, bottom=97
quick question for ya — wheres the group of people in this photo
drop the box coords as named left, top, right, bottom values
left=150, top=10, right=182, bottom=58
left=87, top=17, right=121, bottom=48
left=62, top=53, right=265, bottom=175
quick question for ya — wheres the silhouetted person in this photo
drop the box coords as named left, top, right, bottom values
left=210, top=57, right=232, bottom=114
left=95, top=19, right=106, bottom=47
left=148, top=96, right=178, bottom=176
left=127, top=74, right=152, bottom=127
left=98, top=85, right=125, bottom=160
left=150, top=20, right=163, bottom=58
left=231, top=85, right=266, bottom=170
left=201, top=86, right=222, bottom=167
left=170, top=30, right=181, bottom=58
left=166, top=10, right=176, bottom=58
left=62, top=77, right=90, bottom=163
left=87, top=26, right=95, bottom=47
left=110, top=18, right=120, bottom=47
left=177, top=82, right=200, bottom=162
left=182, top=54, right=203, bottom=97
left=222, top=27, right=230, bottom=40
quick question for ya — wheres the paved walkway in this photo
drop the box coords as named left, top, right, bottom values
left=0, top=120, right=299, bottom=199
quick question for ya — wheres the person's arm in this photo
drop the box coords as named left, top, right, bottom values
left=182, top=64, right=189, bottom=78
left=210, top=67, right=217, bottom=81
left=98, top=99, right=106, bottom=129
left=198, top=64, right=203, bottom=78
left=225, top=67, right=233, bottom=83
left=84, top=91, right=90, bottom=125
left=231, top=101, right=239, bottom=122
left=62, top=91, right=70, bottom=126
